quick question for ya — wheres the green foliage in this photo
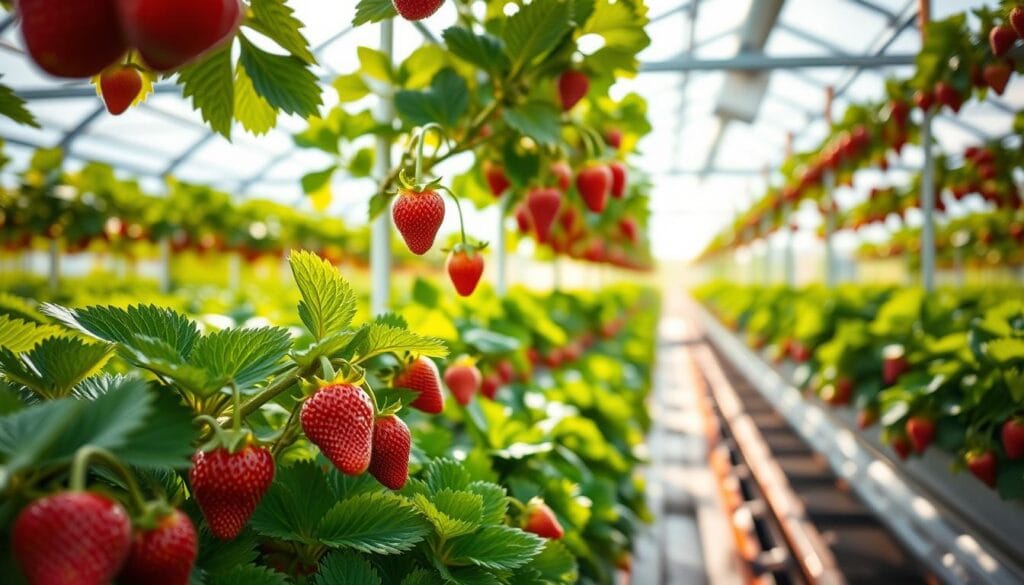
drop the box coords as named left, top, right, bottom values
left=353, top=0, right=397, bottom=25
left=502, top=102, right=563, bottom=146
left=290, top=250, right=358, bottom=340
left=318, top=491, right=430, bottom=554
left=316, top=551, right=382, bottom=585
left=0, top=337, right=113, bottom=399
left=179, top=45, right=235, bottom=138
left=394, top=68, right=470, bottom=128
left=0, top=315, right=68, bottom=354
left=443, top=28, right=510, bottom=75
left=502, top=0, right=572, bottom=73
left=0, top=78, right=38, bottom=128
left=238, top=35, right=322, bottom=117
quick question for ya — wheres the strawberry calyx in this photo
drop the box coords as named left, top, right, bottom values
left=132, top=499, right=176, bottom=531
left=305, top=356, right=380, bottom=413
left=193, top=414, right=255, bottom=454
left=396, top=169, right=443, bottom=195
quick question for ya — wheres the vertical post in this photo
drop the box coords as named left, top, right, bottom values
left=370, top=20, right=394, bottom=316
left=495, top=208, right=508, bottom=295
left=159, top=236, right=171, bottom=293
left=48, top=239, right=60, bottom=294
left=823, top=86, right=837, bottom=288
left=919, top=1, right=935, bottom=292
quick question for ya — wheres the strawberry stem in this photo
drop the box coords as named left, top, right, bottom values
left=414, top=123, right=445, bottom=186
left=240, top=366, right=301, bottom=418
left=230, top=382, right=241, bottom=433
left=70, top=445, right=146, bottom=513
left=438, top=186, right=468, bottom=245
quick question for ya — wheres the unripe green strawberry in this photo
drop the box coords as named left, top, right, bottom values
left=444, top=360, right=481, bottom=405
left=119, top=508, right=197, bottom=585
left=13, top=492, right=132, bottom=585
left=394, top=356, right=445, bottom=414
left=368, top=415, right=411, bottom=490
left=392, top=188, right=445, bottom=255
left=301, top=383, right=374, bottom=475
left=523, top=500, right=564, bottom=539
left=189, top=444, right=274, bottom=540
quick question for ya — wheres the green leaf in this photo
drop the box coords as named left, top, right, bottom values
left=425, top=458, right=471, bottom=492
left=178, top=44, right=235, bottom=138
left=239, top=34, right=322, bottom=117
left=0, top=78, right=38, bottom=128
left=247, top=0, right=315, bottom=64
left=461, top=328, right=520, bottom=354
left=502, top=0, right=572, bottom=71
left=353, top=0, right=397, bottom=25
left=986, top=339, right=1024, bottom=364
left=580, top=0, right=651, bottom=75
left=188, top=327, right=292, bottom=393
left=0, top=338, right=114, bottom=399
left=49, top=377, right=151, bottom=459
left=412, top=489, right=483, bottom=538
left=502, top=102, right=562, bottom=146
left=315, top=551, right=382, bottom=585
left=234, top=63, right=277, bottom=135
left=0, top=398, right=80, bottom=486
left=289, top=250, right=358, bottom=341
left=41, top=303, right=199, bottom=359
left=318, top=491, right=429, bottom=554
left=394, top=68, right=469, bottom=128
left=112, top=386, right=197, bottom=468
left=197, top=528, right=259, bottom=575
left=358, top=46, right=393, bottom=82
left=528, top=539, right=578, bottom=582
left=208, top=564, right=288, bottom=585
left=251, top=460, right=335, bottom=543
left=398, top=45, right=447, bottom=89
left=448, top=525, right=544, bottom=570
left=350, top=323, right=447, bottom=361
left=348, top=147, right=375, bottom=178
left=442, top=27, right=509, bottom=74
left=401, top=569, right=444, bottom=585
left=468, top=481, right=508, bottom=524
left=302, top=165, right=337, bottom=194
left=0, top=314, right=67, bottom=353
left=333, top=72, right=372, bottom=102
left=500, top=140, right=540, bottom=188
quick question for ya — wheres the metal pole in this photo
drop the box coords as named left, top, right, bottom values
left=495, top=209, right=507, bottom=295
left=919, top=0, right=935, bottom=292
left=370, top=20, right=394, bottom=316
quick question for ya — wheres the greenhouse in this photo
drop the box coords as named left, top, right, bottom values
left=0, top=0, right=1022, bottom=583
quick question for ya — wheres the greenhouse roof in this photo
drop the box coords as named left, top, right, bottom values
left=0, top=0, right=1019, bottom=259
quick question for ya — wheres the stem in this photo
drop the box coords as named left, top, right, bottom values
left=240, top=367, right=301, bottom=418
left=230, top=383, right=241, bottom=433
left=271, top=407, right=301, bottom=457
left=70, top=445, right=147, bottom=513
left=319, top=355, right=335, bottom=381
left=439, top=186, right=468, bottom=245
left=414, top=123, right=445, bottom=185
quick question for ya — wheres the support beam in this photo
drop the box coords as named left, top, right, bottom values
left=57, top=105, right=105, bottom=149
left=641, top=52, right=916, bottom=72
left=370, top=20, right=394, bottom=316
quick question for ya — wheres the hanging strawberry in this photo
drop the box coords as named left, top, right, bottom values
left=19, top=0, right=127, bottom=78
left=99, top=64, right=144, bottom=115
left=116, top=0, right=243, bottom=72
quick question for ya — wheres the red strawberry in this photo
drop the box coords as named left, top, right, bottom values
left=527, top=187, right=562, bottom=244
left=891, top=436, right=911, bottom=460
left=368, top=415, right=411, bottom=490
left=619, top=217, right=639, bottom=243
left=1002, top=418, right=1024, bottom=460
left=392, top=188, right=445, bottom=255
left=117, top=0, right=242, bottom=72
left=19, top=0, right=127, bottom=78
left=983, top=61, right=1011, bottom=95
left=447, top=245, right=484, bottom=297
left=14, top=492, right=132, bottom=585
left=99, top=65, right=143, bottom=115
left=882, top=345, right=909, bottom=385
left=576, top=164, right=612, bottom=213
left=1012, top=6, right=1024, bottom=39
left=557, top=70, right=589, bottom=111
left=480, top=373, right=500, bottom=400
left=605, top=127, right=622, bottom=149
left=857, top=407, right=878, bottom=429
left=913, top=89, right=934, bottom=111
left=496, top=359, right=514, bottom=384
left=550, top=161, right=572, bottom=191
left=119, top=509, right=197, bottom=585
left=524, top=500, right=564, bottom=539
left=483, top=161, right=510, bottom=197
left=392, top=0, right=443, bottom=20
left=828, top=377, right=853, bottom=405
left=444, top=360, right=481, bottom=406
left=301, top=383, right=374, bottom=475
left=394, top=357, right=444, bottom=414
left=609, top=161, right=628, bottom=198
left=934, top=82, right=963, bottom=113
left=906, top=416, right=936, bottom=454
left=990, top=24, right=1017, bottom=57
left=966, top=450, right=998, bottom=488
left=190, top=444, right=274, bottom=539
left=790, top=340, right=811, bottom=363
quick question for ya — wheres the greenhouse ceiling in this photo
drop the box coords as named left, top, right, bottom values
left=0, top=0, right=1019, bottom=260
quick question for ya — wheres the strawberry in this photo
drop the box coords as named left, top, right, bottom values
left=480, top=373, right=500, bottom=400
left=609, top=161, right=628, bottom=198
left=789, top=340, right=811, bottom=363
left=605, top=127, right=622, bottom=149
left=392, top=0, right=444, bottom=21
left=99, top=65, right=143, bottom=115
left=190, top=444, right=274, bottom=539
left=117, top=0, right=242, bottom=72
left=514, top=204, right=533, bottom=234
left=13, top=492, right=132, bottom=584
left=483, top=161, right=510, bottom=197
left=906, top=416, right=936, bottom=454
left=19, top=0, right=127, bottom=78
left=619, top=217, right=639, bottom=243
left=827, top=377, right=853, bottom=405
left=1002, top=418, right=1024, bottom=460
left=990, top=24, right=1017, bottom=57
left=913, top=89, right=934, bottom=111
left=966, top=450, right=998, bottom=488
left=368, top=415, right=411, bottom=490
left=576, top=164, right=613, bottom=213
left=882, top=345, right=909, bottom=385
left=119, top=509, right=197, bottom=585
left=301, top=383, right=374, bottom=475
left=857, top=407, right=878, bottom=429
left=983, top=61, right=1011, bottom=95
left=444, top=360, right=481, bottom=406
left=527, top=187, right=562, bottom=244
left=1012, top=6, right=1024, bottom=39
left=557, top=70, right=589, bottom=111
left=523, top=500, right=564, bottom=539
left=496, top=359, right=515, bottom=384
left=394, top=357, right=445, bottom=414
left=392, top=188, right=445, bottom=255
left=891, top=436, right=911, bottom=460
left=447, top=245, right=484, bottom=297
left=550, top=161, right=572, bottom=191
left=934, top=82, right=963, bottom=113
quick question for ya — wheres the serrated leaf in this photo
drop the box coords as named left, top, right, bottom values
left=189, top=327, right=292, bottom=393
left=239, top=34, right=322, bottom=117
left=41, top=303, right=199, bottom=358
left=528, top=539, right=578, bottom=581
left=358, top=46, right=393, bottom=82
left=178, top=44, right=235, bottom=138
left=353, top=0, right=397, bottom=25
left=425, top=458, right=471, bottom=492
left=467, top=481, right=507, bottom=524
left=248, top=0, right=315, bottom=64
left=448, top=525, right=544, bottom=570
left=327, top=467, right=381, bottom=500
left=351, top=323, right=447, bottom=362
left=0, top=78, right=38, bottom=128
left=292, top=330, right=359, bottom=368
left=334, top=72, right=372, bottom=102
left=398, top=45, right=447, bottom=89
left=113, top=386, right=197, bottom=468
left=502, top=102, right=562, bottom=146
left=0, top=337, right=114, bottom=399
left=394, top=68, right=468, bottom=128
left=316, top=551, right=382, bottom=585
left=446, top=566, right=503, bottom=585
left=0, top=399, right=80, bottom=486
left=318, top=491, right=429, bottom=554
left=197, top=527, right=259, bottom=575
left=401, top=569, right=443, bottom=585
left=442, top=27, right=509, bottom=74
left=502, top=0, right=571, bottom=71
left=49, top=377, right=151, bottom=459
left=413, top=489, right=483, bottom=538
left=208, top=564, right=288, bottom=585
left=0, top=314, right=67, bottom=353
left=581, top=0, right=650, bottom=74
left=251, top=460, right=335, bottom=542
left=289, top=250, right=358, bottom=341
left=234, top=63, right=277, bottom=135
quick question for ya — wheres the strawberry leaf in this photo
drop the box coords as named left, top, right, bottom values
left=251, top=460, right=335, bottom=543
left=353, top=0, right=397, bottom=25
left=527, top=539, right=578, bottom=582
left=442, top=27, right=510, bottom=75
left=239, top=34, right=322, bottom=118
left=357, top=46, right=394, bottom=82
left=289, top=250, right=358, bottom=340
left=447, top=525, right=544, bottom=571
left=394, top=68, right=469, bottom=128
left=400, top=569, right=444, bottom=585
left=0, top=78, right=38, bottom=128
left=301, top=165, right=337, bottom=195
left=207, top=564, right=288, bottom=585
left=333, top=73, right=372, bottom=103
left=247, top=0, right=315, bottom=64
left=502, top=102, right=562, bottom=147
left=501, top=0, right=572, bottom=72
left=178, top=44, right=235, bottom=138
left=412, top=489, right=483, bottom=538
left=0, top=314, right=67, bottom=353
left=187, top=326, right=292, bottom=393
left=348, top=323, right=448, bottom=362
left=41, top=303, right=200, bottom=359
left=234, top=63, right=278, bottom=135
left=317, top=491, right=430, bottom=554
left=315, top=551, right=382, bottom=585
left=468, top=481, right=508, bottom=524
left=0, top=337, right=114, bottom=399
left=425, top=458, right=472, bottom=492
